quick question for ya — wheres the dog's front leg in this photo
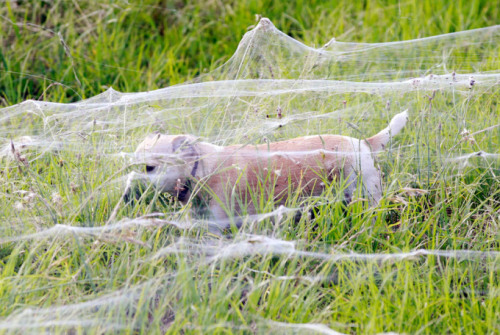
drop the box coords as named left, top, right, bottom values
left=208, top=198, right=247, bottom=231
left=208, top=200, right=228, bottom=221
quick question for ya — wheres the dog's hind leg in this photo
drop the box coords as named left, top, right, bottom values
left=363, top=170, right=383, bottom=206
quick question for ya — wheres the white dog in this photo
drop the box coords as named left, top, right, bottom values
left=132, top=111, right=408, bottom=223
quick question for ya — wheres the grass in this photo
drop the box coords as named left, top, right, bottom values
left=0, top=0, right=499, bottom=334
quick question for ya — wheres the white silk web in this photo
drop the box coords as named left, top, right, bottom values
left=0, top=18, right=499, bottom=333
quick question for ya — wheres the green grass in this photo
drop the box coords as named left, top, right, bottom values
left=1, top=0, right=499, bottom=105
left=0, top=0, right=499, bottom=334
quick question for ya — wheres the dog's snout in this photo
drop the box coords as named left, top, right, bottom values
left=123, top=172, right=151, bottom=204
left=145, top=165, right=156, bottom=173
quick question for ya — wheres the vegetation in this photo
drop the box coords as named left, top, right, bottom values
left=0, top=0, right=498, bottom=334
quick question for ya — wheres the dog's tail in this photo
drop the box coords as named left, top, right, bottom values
left=366, top=110, right=408, bottom=152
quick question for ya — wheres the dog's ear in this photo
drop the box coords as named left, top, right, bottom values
left=172, top=135, right=197, bottom=159
left=172, top=135, right=194, bottom=152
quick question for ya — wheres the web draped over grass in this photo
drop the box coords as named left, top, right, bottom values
left=0, top=18, right=499, bottom=334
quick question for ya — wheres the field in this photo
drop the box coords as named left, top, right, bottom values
left=0, top=1, right=499, bottom=334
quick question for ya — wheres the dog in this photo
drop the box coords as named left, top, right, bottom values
left=131, top=111, right=408, bottom=225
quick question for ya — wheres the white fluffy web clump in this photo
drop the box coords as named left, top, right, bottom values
left=1, top=18, right=499, bottom=333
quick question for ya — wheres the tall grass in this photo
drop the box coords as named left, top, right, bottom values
left=1, top=0, right=498, bottom=104
left=0, top=1, right=499, bottom=334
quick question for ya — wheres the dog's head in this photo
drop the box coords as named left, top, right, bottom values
left=133, top=134, right=199, bottom=195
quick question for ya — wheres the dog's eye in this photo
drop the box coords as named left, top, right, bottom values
left=145, top=165, right=156, bottom=173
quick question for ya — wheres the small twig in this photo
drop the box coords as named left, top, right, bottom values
left=470, top=123, right=500, bottom=137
